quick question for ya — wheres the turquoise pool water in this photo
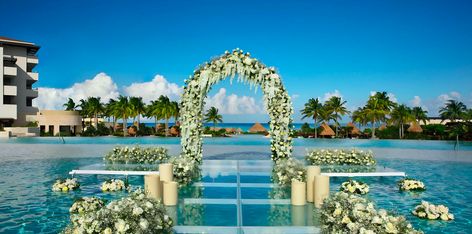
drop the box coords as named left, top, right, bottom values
left=0, top=155, right=471, bottom=233
left=1, top=135, right=471, bottom=151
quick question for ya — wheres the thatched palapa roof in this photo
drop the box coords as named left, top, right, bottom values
left=379, top=124, right=387, bottom=131
left=407, top=122, right=423, bottom=133
left=249, top=122, right=267, bottom=133
left=347, top=122, right=361, bottom=135
left=319, top=122, right=335, bottom=136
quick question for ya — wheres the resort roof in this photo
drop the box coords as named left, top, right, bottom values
left=407, top=122, right=423, bottom=133
left=319, top=122, right=335, bottom=136
left=379, top=124, right=387, bottom=131
left=248, top=122, right=267, bottom=133
left=347, top=122, right=361, bottom=135
left=0, top=36, right=40, bottom=54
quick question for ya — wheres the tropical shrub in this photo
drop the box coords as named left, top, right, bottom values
left=306, top=149, right=376, bottom=166
left=104, top=146, right=169, bottom=164
left=63, top=189, right=174, bottom=234
left=320, top=192, right=422, bottom=234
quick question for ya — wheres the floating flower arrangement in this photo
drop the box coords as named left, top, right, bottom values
left=412, top=201, right=454, bottom=221
left=104, top=145, right=169, bottom=164
left=340, top=179, right=369, bottom=195
left=52, top=178, right=80, bottom=192
left=305, top=148, right=376, bottom=166
left=101, top=179, right=127, bottom=192
left=398, top=178, right=426, bottom=191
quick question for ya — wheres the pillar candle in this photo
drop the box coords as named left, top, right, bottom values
left=163, top=181, right=178, bottom=206
left=144, top=174, right=162, bottom=200
left=291, top=180, right=306, bottom=206
left=159, top=163, right=173, bottom=182
left=306, top=166, right=320, bottom=202
left=314, top=175, right=330, bottom=208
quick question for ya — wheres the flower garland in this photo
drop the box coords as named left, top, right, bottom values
left=272, top=158, right=306, bottom=186
left=321, top=192, right=422, bottom=234
left=63, top=189, right=174, bottom=234
left=398, top=178, right=426, bottom=191
left=169, top=156, right=201, bottom=186
left=340, top=180, right=370, bottom=195
left=101, top=179, right=127, bottom=192
left=180, top=49, right=294, bottom=162
left=52, top=178, right=80, bottom=192
left=412, top=201, right=454, bottom=221
left=306, top=149, right=376, bottom=166
left=104, top=145, right=169, bottom=164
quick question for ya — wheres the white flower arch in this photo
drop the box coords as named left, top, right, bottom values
left=180, top=49, right=294, bottom=162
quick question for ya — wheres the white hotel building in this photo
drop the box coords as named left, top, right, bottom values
left=0, top=36, right=39, bottom=128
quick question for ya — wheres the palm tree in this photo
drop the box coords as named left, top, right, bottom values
left=78, top=99, right=91, bottom=127
left=301, top=98, right=323, bottom=138
left=146, top=100, right=161, bottom=132
left=317, top=105, right=336, bottom=126
left=325, top=96, right=349, bottom=137
left=204, top=107, right=223, bottom=130
left=105, top=99, right=119, bottom=133
left=389, top=104, right=414, bottom=139
left=116, top=95, right=132, bottom=136
left=411, top=107, right=428, bottom=125
left=439, top=100, right=467, bottom=146
left=63, top=98, right=76, bottom=111
left=363, top=92, right=396, bottom=138
left=129, top=97, right=146, bottom=131
left=352, top=107, right=369, bottom=128
left=157, top=95, right=178, bottom=137
left=439, top=100, right=467, bottom=123
left=86, top=97, right=104, bottom=128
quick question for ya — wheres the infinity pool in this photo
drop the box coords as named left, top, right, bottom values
left=1, top=135, right=471, bottom=151
left=0, top=141, right=471, bottom=233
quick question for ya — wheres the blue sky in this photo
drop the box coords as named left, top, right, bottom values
left=2, top=0, right=472, bottom=122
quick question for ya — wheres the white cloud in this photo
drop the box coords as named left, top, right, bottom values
left=322, top=89, right=343, bottom=101
left=387, top=93, right=397, bottom=103
left=34, top=72, right=119, bottom=110
left=291, top=94, right=300, bottom=100
left=410, top=96, right=422, bottom=107
left=205, top=88, right=264, bottom=114
left=123, top=74, right=182, bottom=103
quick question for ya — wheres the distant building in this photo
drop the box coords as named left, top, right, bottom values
left=0, top=36, right=39, bottom=127
left=35, top=110, right=83, bottom=136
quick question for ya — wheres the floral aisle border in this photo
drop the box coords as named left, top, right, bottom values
left=180, top=49, right=294, bottom=162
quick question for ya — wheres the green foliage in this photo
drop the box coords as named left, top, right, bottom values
left=376, top=126, right=400, bottom=139
left=24, top=121, right=38, bottom=127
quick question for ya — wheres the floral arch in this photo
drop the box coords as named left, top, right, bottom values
left=180, top=49, right=294, bottom=163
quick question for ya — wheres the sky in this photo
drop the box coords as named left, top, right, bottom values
left=2, top=0, right=472, bottom=123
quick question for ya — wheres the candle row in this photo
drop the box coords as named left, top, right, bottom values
left=291, top=166, right=330, bottom=208
left=144, top=163, right=178, bottom=206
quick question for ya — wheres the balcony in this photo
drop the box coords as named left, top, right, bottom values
left=4, top=66, right=17, bottom=76
left=27, top=55, right=38, bottom=65
left=26, top=88, right=38, bottom=98
left=4, top=85, right=17, bottom=96
left=27, top=72, right=38, bottom=81
left=0, top=104, right=17, bottom=119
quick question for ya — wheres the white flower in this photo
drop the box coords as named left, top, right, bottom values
left=115, top=219, right=129, bottom=233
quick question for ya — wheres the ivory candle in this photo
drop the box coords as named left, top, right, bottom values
left=306, top=166, right=320, bottom=202
left=144, top=174, right=162, bottom=200
left=314, top=175, right=330, bottom=208
left=159, top=163, right=174, bottom=182
left=291, top=180, right=306, bottom=206
left=163, top=181, right=178, bottom=206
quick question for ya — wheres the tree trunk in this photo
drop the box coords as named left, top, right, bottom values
left=123, top=115, right=127, bottom=137
left=113, top=116, right=116, bottom=133
left=399, top=124, right=402, bottom=139
left=165, top=118, right=169, bottom=137
left=371, top=119, right=376, bottom=139
left=314, top=119, right=318, bottom=139
left=94, top=113, right=98, bottom=129
left=456, top=134, right=459, bottom=150
left=154, top=117, right=158, bottom=133
left=137, top=114, right=141, bottom=131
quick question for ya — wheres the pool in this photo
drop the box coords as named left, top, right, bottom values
left=0, top=141, right=471, bottom=233
left=1, top=135, right=472, bottom=151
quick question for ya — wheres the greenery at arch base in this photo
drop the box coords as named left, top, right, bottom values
left=180, top=48, right=294, bottom=162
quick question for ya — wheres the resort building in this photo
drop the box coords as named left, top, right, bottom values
left=35, top=110, right=83, bottom=136
left=0, top=36, right=39, bottom=127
